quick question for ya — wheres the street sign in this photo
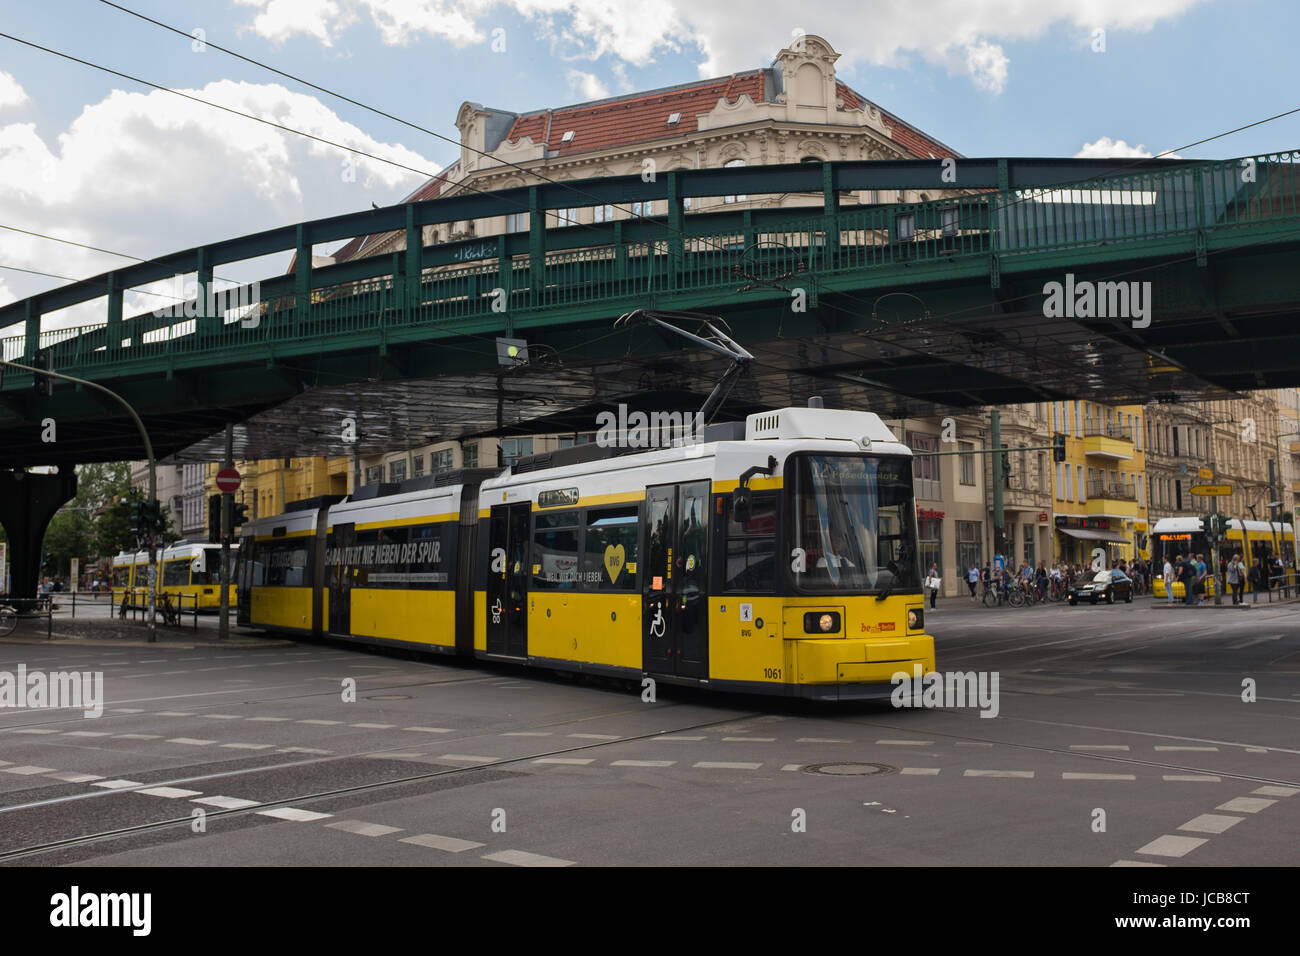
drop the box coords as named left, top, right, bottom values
left=1189, top=484, right=1232, bottom=496
left=1198, top=467, right=1215, bottom=480
left=215, top=467, right=242, bottom=493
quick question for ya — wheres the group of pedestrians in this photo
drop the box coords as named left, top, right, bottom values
left=1160, top=551, right=1292, bottom=605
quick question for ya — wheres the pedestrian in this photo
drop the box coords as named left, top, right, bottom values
left=1162, top=555, right=1174, bottom=605
left=1248, top=558, right=1263, bottom=604
left=1180, top=556, right=1196, bottom=606
left=1273, top=556, right=1288, bottom=598
left=967, top=564, right=979, bottom=600
left=1194, top=553, right=1208, bottom=605
left=1227, top=553, right=1243, bottom=605
left=924, top=563, right=941, bottom=610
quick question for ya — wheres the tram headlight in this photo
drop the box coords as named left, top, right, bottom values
left=803, top=611, right=840, bottom=634
left=907, top=608, right=923, bottom=631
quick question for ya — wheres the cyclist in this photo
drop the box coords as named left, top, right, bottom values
left=1035, top=562, right=1048, bottom=599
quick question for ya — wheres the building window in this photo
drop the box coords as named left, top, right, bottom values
left=364, top=465, right=383, bottom=485
left=558, top=433, right=595, bottom=448
left=907, top=431, right=941, bottom=500
left=1023, top=523, right=1036, bottom=566
left=554, top=207, right=578, bottom=227
left=412, top=455, right=425, bottom=478
left=1175, top=479, right=1183, bottom=511
left=631, top=200, right=656, bottom=217
left=1038, top=453, right=1047, bottom=492
left=431, top=449, right=454, bottom=474
left=1077, top=465, right=1086, bottom=503
left=957, top=521, right=982, bottom=572
left=959, top=441, right=976, bottom=485
left=723, top=158, right=746, bottom=203
left=594, top=204, right=613, bottom=223
left=505, top=212, right=528, bottom=233
left=918, top=517, right=943, bottom=582
left=463, top=443, right=478, bottom=469
left=941, top=207, right=958, bottom=236
left=1075, top=402, right=1083, bottom=436
left=388, top=459, right=406, bottom=483
left=500, top=437, right=533, bottom=467
left=895, top=213, right=916, bottom=241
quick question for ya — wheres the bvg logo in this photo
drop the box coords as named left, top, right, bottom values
left=860, top=622, right=895, bottom=633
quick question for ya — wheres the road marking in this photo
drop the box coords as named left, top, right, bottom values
left=326, top=820, right=403, bottom=837
left=568, top=733, right=620, bottom=740
left=901, top=768, right=942, bottom=775
left=693, top=761, right=762, bottom=770
left=1163, top=775, right=1222, bottom=782
left=276, top=747, right=333, bottom=754
left=612, top=760, right=675, bottom=767
left=192, top=796, right=259, bottom=809
left=9, top=728, right=60, bottom=735
left=1136, top=835, right=1207, bottom=858
left=1111, top=860, right=1166, bottom=867
left=403, top=727, right=453, bottom=734
left=723, top=737, right=777, bottom=742
left=400, top=833, right=484, bottom=852
left=4, top=766, right=56, bottom=775
left=139, top=659, right=167, bottom=664
left=780, top=764, right=803, bottom=772
left=167, top=738, right=216, bottom=746
left=64, top=731, right=110, bottom=737
left=503, top=731, right=552, bottom=737
left=350, top=723, right=397, bottom=729
left=437, top=754, right=499, bottom=763
left=1216, top=797, right=1276, bottom=814
left=114, top=734, right=163, bottom=740
left=876, top=740, right=933, bottom=746
left=155, top=711, right=194, bottom=717
left=1178, top=814, right=1244, bottom=835
left=964, top=770, right=1034, bottom=778
left=92, top=779, right=142, bottom=789
left=955, top=741, right=993, bottom=747
left=221, top=743, right=276, bottom=750
left=1227, top=634, right=1282, bottom=649
left=1062, top=773, right=1136, bottom=780
left=46, top=771, right=103, bottom=783
left=246, top=717, right=293, bottom=722
left=202, top=714, right=242, bottom=720
left=1252, top=785, right=1299, bottom=797
left=797, top=737, right=851, bottom=743
left=1154, top=746, right=1219, bottom=752
left=653, top=735, right=706, bottom=741
left=482, top=849, right=575, bottom=868
left=1069, top=744, right=1130, bottom=751
left=533, top=757, right=594, bottom=765
left=138, top=787, right=203, bottom=799
left=112, top=708, right=145, bottom=713
left=297, top=719, right=343, bottom=726
left=257, top=807, right=332, bottom=822
left=1245, top=747, right=1269, bottom=753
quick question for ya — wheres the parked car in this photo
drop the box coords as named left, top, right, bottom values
left=1068, top=569, right=1133, bottom=606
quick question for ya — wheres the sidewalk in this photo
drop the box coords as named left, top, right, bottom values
left=0, top=615, right=293, bottom=648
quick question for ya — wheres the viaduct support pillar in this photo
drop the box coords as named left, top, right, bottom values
left=0, top=468, right=78, bottom=610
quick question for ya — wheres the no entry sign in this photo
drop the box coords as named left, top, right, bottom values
left=216, top=467, right=242, bottom=493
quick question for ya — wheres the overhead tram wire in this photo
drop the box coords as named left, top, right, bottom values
left=0, top=261, right=187, bottom=303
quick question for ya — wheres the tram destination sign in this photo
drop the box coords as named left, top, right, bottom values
left=1189, top=484, right=1232, bottom=496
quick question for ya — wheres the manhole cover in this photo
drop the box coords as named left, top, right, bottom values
left=802, top=762, right=897, bottom=776
left=366, top=694, right=411, bottom=700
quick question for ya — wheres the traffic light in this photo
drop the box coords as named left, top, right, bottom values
left=129, top=499, right=146, bottom=536
left=1052, top=433, right=1066, bottom=463
left=208, top=494, right=222, bottom=544
left=231, top=502, right=249, bottom=532
left=32, top=349, right=53, bottom=397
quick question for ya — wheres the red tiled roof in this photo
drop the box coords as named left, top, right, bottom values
left=324, top=168, right=457, bottom=266
left=504, top=72, right=767, bottom=156
left=836, top=82, right=958, bottom=160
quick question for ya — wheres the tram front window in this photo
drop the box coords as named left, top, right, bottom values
left=790, top=454, right=921, bottom=594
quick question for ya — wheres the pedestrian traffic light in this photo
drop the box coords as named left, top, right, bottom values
left=231, top=502, right=249, bottom=531
left=32, top=349, right=53, bottom=397
left=1052, top=433, right=1066, bottom=463
left=208, top=494, right=222, bottom=544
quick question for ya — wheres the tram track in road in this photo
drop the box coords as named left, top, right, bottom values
left=0, top=708, right=764, bottom=864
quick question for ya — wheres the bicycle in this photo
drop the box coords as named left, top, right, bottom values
left=980, top=580, right=1002, bottom=608
left=1045, top=577, right=1066, bottom=603
left=157, top=593, right=181, bottom=627
left=0, top=604, right=17, bottom=637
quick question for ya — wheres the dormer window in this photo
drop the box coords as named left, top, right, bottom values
left=561, top=130, right=575, bottom=143
left=667, top=112, right=681, bottom=125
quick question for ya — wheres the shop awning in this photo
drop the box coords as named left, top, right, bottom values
left=1058, top=527, right=1130, bottom=543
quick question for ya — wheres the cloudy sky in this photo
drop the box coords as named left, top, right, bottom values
left=2, top=0, right=1298, bottom=327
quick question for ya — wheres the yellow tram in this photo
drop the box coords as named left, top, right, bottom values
left=238, top=407, right=936, bottom=700
left=111, top=541, right=235, bottom=611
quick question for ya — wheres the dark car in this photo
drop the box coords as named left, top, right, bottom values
left=1068, top=569, right=1133, bottom=606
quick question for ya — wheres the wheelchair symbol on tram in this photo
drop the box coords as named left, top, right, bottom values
left=490, top=597, right=503, bottom=625
left=649, top=603, right=666, bottom=638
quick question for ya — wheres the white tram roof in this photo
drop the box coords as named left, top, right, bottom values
left=112, top=541, right=216, bottom=564
left=1152, top=517, right=1293, bottom=534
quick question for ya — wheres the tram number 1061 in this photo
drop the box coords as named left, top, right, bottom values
left=763, top=668, right=782, bottom=680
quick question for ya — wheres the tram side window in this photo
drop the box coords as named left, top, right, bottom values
left=724, top=493, right=777, bottom=592
left=582, top=507, right=638, bottom=591
left=533, top=511, right=580, bottom=588
left=162, top=559, right=189, bottom=587
left=112, top=565, right=132, bottom=588
left=262, top=541, right=309, bottom=587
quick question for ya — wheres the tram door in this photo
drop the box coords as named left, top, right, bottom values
left=486, top=503, right=530, bottom=658
left=328, top=523, right=354, bottom=635
left=643, top=481, right=710, bottom=680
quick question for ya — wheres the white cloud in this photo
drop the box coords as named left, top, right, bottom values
left=566, top=69, right=609, bottom=100
left=1075, top=136, right=1181, bottom=159
left=0, top=80, right=437, bottom=331
left=0, top=71, right=29, bottom=110
left=234, top=0, right=1206, bottom=93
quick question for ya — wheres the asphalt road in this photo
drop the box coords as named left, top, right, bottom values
left=1, top=596, right=1296, bottom=867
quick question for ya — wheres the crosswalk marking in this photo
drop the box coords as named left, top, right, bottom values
left=220, top=743, right=275, bottom=750
left=167, top=738, right=216, bottom=746
left=964, top=770, right=1034, bottom=778
left=693, top=761, right=762, bottom=770
left=137, top=787, right=203, bottom=799
left=4, top=766, right=55, bottom=775
left=1216, top=797, right=1276, bottom=814
left=257, top=807, right=332, bottom=822
left=1163, top=775, right=1222, bottom=782
left=1062, top=773, right=1136, bottom=780
left=482, top=849, right=575, bottom=867
left=533, top=757, right=594, bottom=765
left=192, top=796, right=259, bottom=809
left=400, top=833, right=484, bottom=853
left=91, top=779, right=142, bottom=789
left=900, top=768, right=942, bottom=775
left=326, top=820, right=403, bottom=837
left=46, top=771, right=103, bottom=783
left=611, top=760, right=675, bottom=767
left=1136, top=835, right=1206, bottom=858
left=1178, top=814, right=1244, bottom=835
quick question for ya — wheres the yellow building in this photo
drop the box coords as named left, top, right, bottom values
left=205, top=457, right=351, bottom=523
left=1051, top=401, right=1149, bottom=565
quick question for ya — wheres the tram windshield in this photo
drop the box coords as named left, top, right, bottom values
left=790, top=454, right=921, bottom=594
